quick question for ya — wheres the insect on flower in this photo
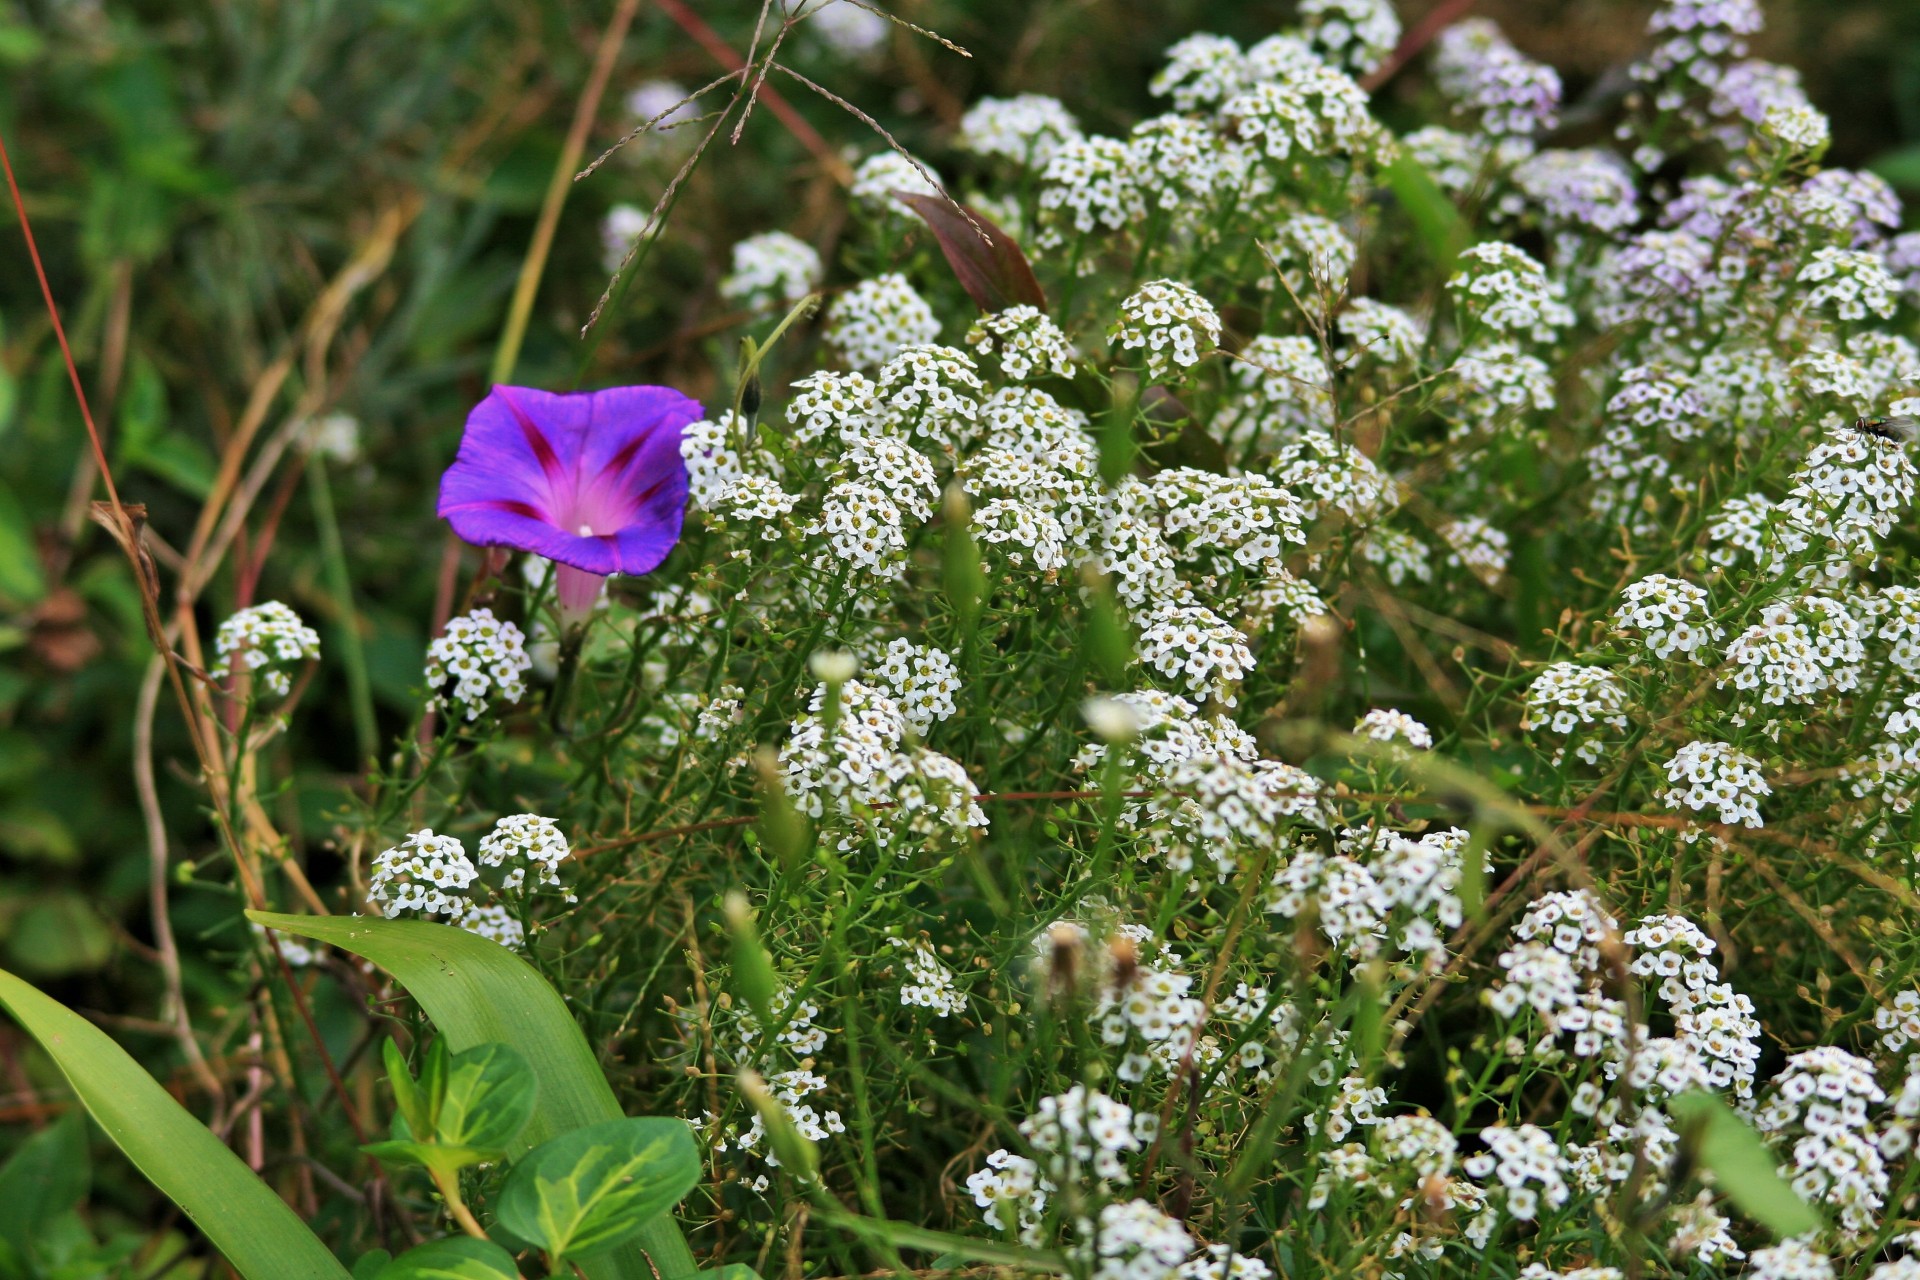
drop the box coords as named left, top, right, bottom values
left=1850, top=415, right=1920, bottom=444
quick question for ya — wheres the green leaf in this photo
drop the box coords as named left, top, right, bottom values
left=384, top=1039, right=430, bottom=1137
left=1381, top=154, right=1470, bottom=271
left=497, top=1118, right=700, bottom=1264
left=0, top=482, right=45, bottom=609
left=435, top=1041, right=536, bottom=1152
left=0, top=1109, right=89, bottom=1252
left=247, top=911, right=698, bottom=1280
left=376, top=1238, right=519, bottom=1280
left=353, top=1251, right=394, bottom=1280
left=0, top=968, right=349, bottom=1280
left=1668, top=1090, right=1823, bottom=1239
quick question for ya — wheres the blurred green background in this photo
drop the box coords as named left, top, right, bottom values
left=0, top=0, right=1916, bottom=1133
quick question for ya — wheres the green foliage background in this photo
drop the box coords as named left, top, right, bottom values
left=1, top=0, right=1919, bottom=1247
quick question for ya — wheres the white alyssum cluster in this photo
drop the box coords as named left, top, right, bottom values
left=1761, top=104, right=1831, bottom=155
left=1448, top=242, right=1575, bottom=344
left=1797, top=247, right=1899, bottom=322
left=1718, top=595, right=1864, bottom=708
left=1658, top=740, right=1771, bottom=828
left=477, top=813, right=573, bottom=900
left=1778, top=425, right=1918, bottom=560
left=888, top=937, right=965, bottom=1016
left=872, top=637, right=959, bottom=735
left=216, top=601, right=322, bottom=698
left=957, top=94, right=1082, bottom=167
left=1754, top=1046, right=1889, bottom=1236
left=1298, top=0, right=1400, bottom=76
left=1462, top=1124, right=1571, bottom=1222
left=849, top=150, right=941, bottom=214
left=1355, top=708, right=1433, bottom=750
left=368, top=829, right=478, bottom=920
left=825, top=273, right=941, bottom=369
left=1522, top=664, right=1631, bottom=763
left=1136, top=603, right=1254, bottom=707
left=1110, top=280, right=1220, bottom=383
left=966, top=306, right=1076, bottom=382
left=720, top=231, right=822, bottom=310
left=425, top=608, right=533, bottom=721
left=1612, top=574, right=1722, bottom=662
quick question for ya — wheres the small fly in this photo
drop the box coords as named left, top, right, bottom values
left=1850, top=415, right=1920, bottom=444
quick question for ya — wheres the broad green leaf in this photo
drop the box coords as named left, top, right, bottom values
left=376, top=1238, right=519, bottom=1280
left=704, top=1268, right=764, bottom=1280
left=0, top=968, right=349, bottom=1280
left=353, top=1251, right=393, bottom=1280
left=1669, top=1090, right=1823, bottom=1238
left=497, top=1118, right=700, bottom=1264
left=0, top=1108, right=89, bottom=1252
left=437, top=1041, right=535, bottom=1148
left=248, top=912, right=698, bottom=1280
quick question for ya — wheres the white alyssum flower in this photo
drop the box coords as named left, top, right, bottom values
left=965, top=306, right=1076, bottom=382
left=425, top=608, right=532, bottom=721
left=720, top=231, right=822, bottom=310
left=1448, top=242, right=1575, bottom=344
left=1110, top=280, right=1220, bottom=383
left=216, top=601, right=322, bottom=698
left=957, top=94, right=1081, bottom=167
left=825, top=274, right=941, bottom=370
left=1136, top=603, right=1254, bottom=707
left=1355, top=708, right=1434, bottom=750
left=1522, top=664, right=1630, bottom=763
left=1612, top=574, right=1723, bottom=662
left=888, top=937, right=965, bottom=1015
left=1658, top=740, right=1770, bottom=828
left=368, top=829, right=478, bottom=919
left=477, top=813, right=573, bottom=899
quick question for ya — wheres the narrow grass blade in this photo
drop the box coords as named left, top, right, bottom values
left=0, top=968, right=350, bottom=1280
left=248, top=911, right=699, bottom=1280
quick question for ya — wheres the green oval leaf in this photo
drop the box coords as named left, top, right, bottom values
left=0, top=968, right=349, bottom=1280
left=248, top=911, right=697, bottom=1280
left=497, top=1117, right=700, bottom=1264
left=376, top=1238, right=520, bottom=1280
left=1668, top=1089, right=1824, bottom=1239
left=436, top=1041, right=536, bottom=1152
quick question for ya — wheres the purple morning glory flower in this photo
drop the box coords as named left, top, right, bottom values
left=438, top=384, right=699, bottom=620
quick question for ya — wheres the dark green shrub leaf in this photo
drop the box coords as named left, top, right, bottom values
left=497, top=1117, right=700, bottom=1264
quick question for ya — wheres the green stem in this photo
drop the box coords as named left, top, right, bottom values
left=306, top=457, right=378, bottom=766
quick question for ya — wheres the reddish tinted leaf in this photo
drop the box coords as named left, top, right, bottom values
left=893, top=191, right=1046, bottom=313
